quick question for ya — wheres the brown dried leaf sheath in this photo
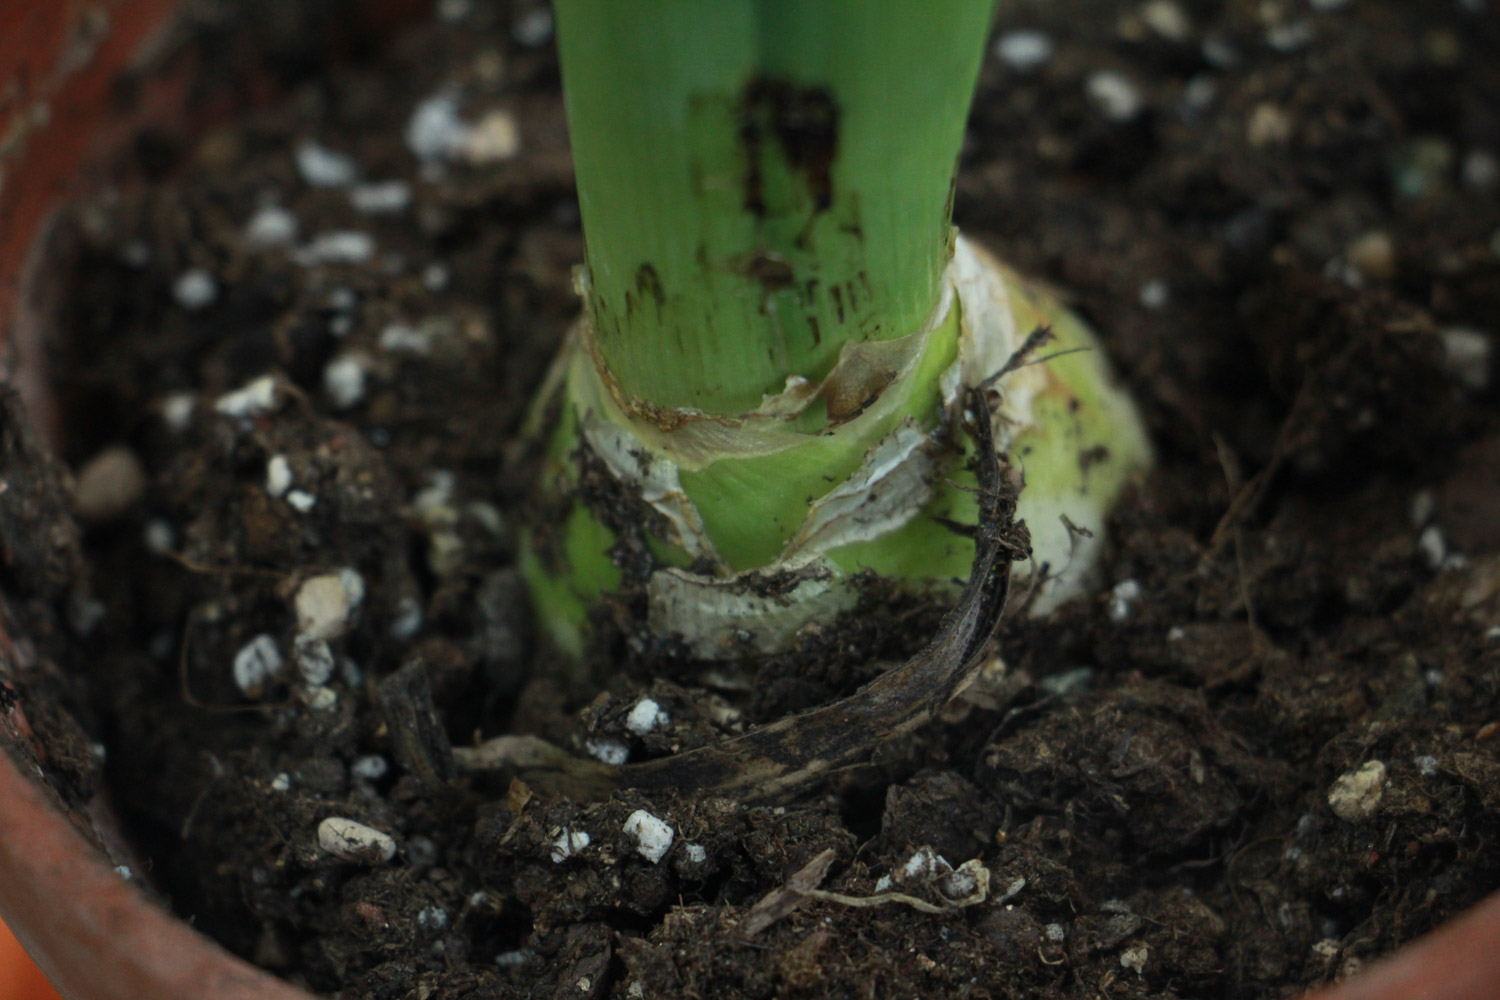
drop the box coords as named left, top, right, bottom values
left=456, top=386, right=1025, bottom=803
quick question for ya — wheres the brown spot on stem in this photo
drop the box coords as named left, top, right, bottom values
left=739, top=77, right=841, bottom=217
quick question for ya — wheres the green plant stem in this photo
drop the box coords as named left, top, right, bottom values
left=554, top=0, right=993, bottom=417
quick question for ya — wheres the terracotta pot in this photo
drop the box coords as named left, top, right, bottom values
left=0, top=3, right=1495, bottom=999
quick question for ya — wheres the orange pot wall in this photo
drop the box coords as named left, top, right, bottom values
left=0, top=917, right=62, bottom=1000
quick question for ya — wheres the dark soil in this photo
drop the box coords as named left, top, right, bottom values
left=5, top=0, right=1500, bottom=997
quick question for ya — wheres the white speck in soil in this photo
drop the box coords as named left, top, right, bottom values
left=625, top=697, right=668, bottom=736
left=1327, top=760, right=1387, bottom=821
left=266, top=454, right=293, bottom=498
left=495, top=950, right=533, bottom=968
left=379, top=322, right=431, bottom=356
left=351, top=754, right=389, bottom=781
left=1085, top=70, right=1143, bottom=122
left=114, top=865, right=133, bottom=880
left=295, top=635, right=336, bottom=686
left=1045, top=923, right=1066, bottom=942
left=305, top=686, right=338, bottom=712
left=1440, top=326, right=1491, bottom=390
left=270, top=773, right=291, bottom=792
left=1108, top=578, right=1142, bottom=622
left=350, top=179, right=413, bottom=214
left=390, top=595, right=424, bottom=641
left=1463, top=150, right=1500, bottom=191
left=585, top=738, right=629, bottom=765
left=324, top=353, right=369, bottom=409
left=143, top=519, right=176, bottom=555
left=623, top=810, right=674, bottom=864
left=244, top=204, right=299, bottom=249
left=1138, top=279, right=1170, bottom=309
left=287, top=490, right=317, bottom=513
left=684, top=843, right=707, bottom=864
left=295, top=141, right=359, bottom=188
left=214, top=375, right=279, bottom=420
left=233, top=634, right=284, bottom=698
left=1265, top=20, right=1315, bottom=52
left=297, top=231, right=376, bottom=267
left=417, top=906, right=448, bottom=930
left=172, top=268, right=218, bottom=310
left=1120, top=945, right=1149, bottom=974
left=338, top=568, right=366, bottom=609
left=407, top=91, right=470, bottom=162
left=1039, top=666, right=1094, bottom=696
left=318, top=817, right=397, bottom=863
left=422, top=262, right=451, bottom=292
left=511, top=6, right=553, bottom=47
left=160, top=393, right=195, bottom=432
left=1418, top=525, right=1447, bottom=570
left=550, top=827, right=591, bottom=863
left=1414, top=755, right=1440, bottom=776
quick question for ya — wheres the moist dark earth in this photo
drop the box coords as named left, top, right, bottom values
left=3, top=0, right=1500, bottom=997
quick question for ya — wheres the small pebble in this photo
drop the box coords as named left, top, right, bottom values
left=623, top=810, right=675, bottom=863
left=296, top=575, right=353, bottom=641
left=296, top=141, right=358, bottom=188
left=462, top=110, right=521, bottom=164
left=172, top=268, right=218, bottom=310
left=266, top=455, right=293, bottom=498
left=1140, top=0, right=1191, bottom=41
left=324, top=354, right=369, bottom=409
left=1346, top=230, right=1396, bottom=282
left=287, top=490, right=318, bottom=513
left=233, top=634, right=284, bottom=698
left=214, top=375, right=279, bottom=419
left=550, top=828, right=590, bottom=863
left=625, top=697, right=668, bottom=736
left=73, top=445, right=147, bottom=523
left=244, top=205, right=298, bottom=248
left=1086, top=70, right=1143, bottom=122
left=349, top=180, right=412, bottom=214
left=1247, top=103, right=1294, bottom=146
left=318, top=816, right=397, bottom=863
left=1327, top=760, right=1387, bottom=821
left=995, top=30, right=1053, bottom=73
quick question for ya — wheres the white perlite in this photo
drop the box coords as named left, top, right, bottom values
left=1086, top=71, right=1143, bottom=122
left=350, top=180, right=412, bottom=214
left=1328, top=760, right=1387, bottom=822
left=287, top=490, right=318, bottom=513
left=232, top=635, right=284, bottom=698
left=684, top=843, right=708, bottom=864
left=623, top=810, right=675, bottom=863
left=296, top=575, right=353, bottom=641
left=173, top=268, right=218, bottom=310
left=318, top=817, right=397, bottom=863
left=550, top=828, right=591, bottom=863
left=244, top=205, right=298, bottom=248
left=1108, top=579, right=1142, bottom=623
left=625, top=698, right=668, bottom=736
left=324, top=354, right=369, bottom=409
left=296, top=141, right=358, bottom=188
left=994, top=30, right=1053, bottom=73
left=295, top=635, right=336, bottom=686
left=298, top=231, right=376, bottom=266
left=214, top=375, right=279, bottom=419
left=1120, top=945, right=1150, bottom=974
left=266, top=455, right=293, bottom=498
left=585, top=739, right=629, bottom=766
